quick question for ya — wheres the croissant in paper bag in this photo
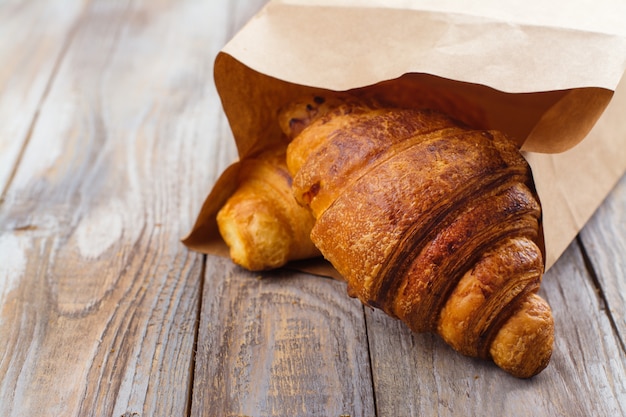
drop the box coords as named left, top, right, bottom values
left=216, top=145, right=320, bottom=270
left=282, top=97, right=554, bottom=378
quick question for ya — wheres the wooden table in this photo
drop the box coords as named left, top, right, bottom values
left=1, top=1, right=625, bottom=416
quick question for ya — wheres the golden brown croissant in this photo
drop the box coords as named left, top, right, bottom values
left=216, top=145, right=320, bottom=271
left=283, top=96, right=554, bottom=378
left=217, top=94, right=363, bottom=270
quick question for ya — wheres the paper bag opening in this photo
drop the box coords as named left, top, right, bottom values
left=185, top=1, right=626, bottom=275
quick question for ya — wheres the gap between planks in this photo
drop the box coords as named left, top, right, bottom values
left=0, top=2, right=87, bottom=202
left=576, top=236, right=626, bottom=354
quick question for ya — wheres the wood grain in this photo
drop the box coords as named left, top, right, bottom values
left=192, top=257, right=375, bottom=417
left=579, top=173, right=626, bottom=345
left=0, top=0, right=235, bottom=415
left=0, top=0, right=84, bottom=192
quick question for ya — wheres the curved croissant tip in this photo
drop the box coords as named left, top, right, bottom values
left=490, top=293, right=554, bottom=378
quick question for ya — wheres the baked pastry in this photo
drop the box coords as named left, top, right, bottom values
left=283, top=96, right=554, bottom=378
left=216, top=145, right=320, bottom=271
left=216, top=93, right=367, bottom=270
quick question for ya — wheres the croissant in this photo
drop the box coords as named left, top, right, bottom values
left=283, top=96, right=554, bottom=378
left=216, top=145, right=320, bottom=271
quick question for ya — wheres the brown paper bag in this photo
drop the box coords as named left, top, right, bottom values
left=184, top=0, right=626, bottom=273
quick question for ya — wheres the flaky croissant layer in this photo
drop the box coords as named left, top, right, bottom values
left=216, top=145, right=320, bottom=271
left=283, top=96, right=554, bottom=378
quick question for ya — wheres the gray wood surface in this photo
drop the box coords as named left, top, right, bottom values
left=192, top=257, right=375, bottom=416
left=0, top=0, right=220, bottom=415
left=580, top=174, right=626, bottom=342
left=0, top=1, right=624, bottom=416
left=0, top=0, right=84, bottom=190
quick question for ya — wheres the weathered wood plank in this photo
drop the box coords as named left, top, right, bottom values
left=0, top=0, right=234, bottom=415
left=192, top=257, right=375, bottom=417
left=579, top=173, right=626, bottom=344
left=365, top=241, right=626, bottom=416
left=0, top=0, right=84, bottom=192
